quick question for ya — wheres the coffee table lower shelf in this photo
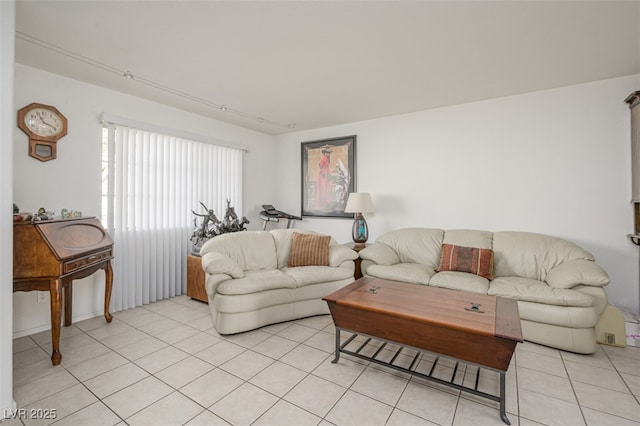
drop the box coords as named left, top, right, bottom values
left=332, top=328, right=512, bottom=425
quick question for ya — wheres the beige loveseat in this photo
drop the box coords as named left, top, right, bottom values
left=359, top=228, right=612, bottom=354
left=199, top=229, right=358, bottom=334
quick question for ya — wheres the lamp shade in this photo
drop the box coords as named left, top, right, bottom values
left=344, top=193, right=374, bottom=213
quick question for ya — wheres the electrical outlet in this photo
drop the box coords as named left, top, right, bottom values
left=605, top=332, right=616, bottom=345
left=37, top=291, right=47, bottom=303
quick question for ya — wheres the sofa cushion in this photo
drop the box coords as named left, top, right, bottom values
left=545, top=259, right=610, bottom=289
left=284, top=265, right=354, bottom=287
left=359, top=243, right=401, bottom=266
left=573, top=285, right=608, bottom=315
left=429, top=271, right=489, bottom=294
left=288, top=232, right=331, bottom=267
left=216, top=270, right=297, bottom=295
left=328, top=244, right=359, bottom=267
left=200, top=231, right=277, bottom=271
left=437, top=244, right=494, bottom=279
left=488, top=277, right=593, bottom=307
left=365, top=263, right=434, bottom=285
left=516, top=300, right=600, bottom=328
left=376, top=228, right=444, bottom=268
left=492, top=231, right=594, bottom=281
left=211, top=288, right=297, bottom=313
left=201, top=252, right=244, bottom=278
left=443, top=229, right=493, bottom=249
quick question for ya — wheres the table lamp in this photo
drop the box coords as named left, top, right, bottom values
left=344, top=192, right=374, bottom=248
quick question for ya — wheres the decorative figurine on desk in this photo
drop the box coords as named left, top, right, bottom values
left=61, top=208, right=82, bottom=218
left=33, top=207, right=55, bottom=221
left=13, top=203, right=32, bottom=222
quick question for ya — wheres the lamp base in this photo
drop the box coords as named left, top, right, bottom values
left=352, top=213, right=369, bottom=245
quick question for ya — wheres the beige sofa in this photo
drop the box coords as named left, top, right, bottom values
left=359, top=228, right=612, bottom=354
left=199, top=229, right=358, bottom=334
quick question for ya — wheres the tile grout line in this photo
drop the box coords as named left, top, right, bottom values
left=20, top=328, right=126, bottom=425
left=18, top=306, right=318, bottom=424
left=513, top=348, right=520, bottom=426
left=21, top=325, right=125, bottom=425
left=558, top=350, right=588, bottom=426
left=89, top=300, right=219, bottom=423
left=561, top=346, right=640, bottom=425
left=209, top=324, right=329, bottom=424
left=180, top=320, right=329, bottom=424
left=59, top=325, right=141, bottom=425
left=599, top=347, right=640, bottom=415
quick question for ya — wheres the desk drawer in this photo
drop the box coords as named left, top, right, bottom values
left=64, top=249, right=112, bottom=274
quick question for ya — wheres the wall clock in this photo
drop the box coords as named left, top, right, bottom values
left=17, top=103, right=68, bottom=162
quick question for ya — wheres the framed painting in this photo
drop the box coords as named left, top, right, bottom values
left=301, top=135, right=356, bottom=218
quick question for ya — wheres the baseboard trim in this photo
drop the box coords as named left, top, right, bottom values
left=12, top=311, right=103, bottom=339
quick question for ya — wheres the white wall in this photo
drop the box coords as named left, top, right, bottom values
left=1, top=0, right=16, bottom=416
left=13, top=63, right=276, bottom=337
left=274, top=75, right=640, bottom=314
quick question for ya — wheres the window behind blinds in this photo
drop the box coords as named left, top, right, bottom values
left=102, top=122, right=244, bottom=311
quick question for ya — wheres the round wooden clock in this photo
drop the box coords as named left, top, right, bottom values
left=17, top=103, right=68, bottom=162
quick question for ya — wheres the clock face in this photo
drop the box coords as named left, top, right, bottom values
left=24, top=107, right=64, bottom=137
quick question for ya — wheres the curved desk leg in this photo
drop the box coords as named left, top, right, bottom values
left=104, top=260, right=113, bottom=323
left=49, top=278, right=63, bottom=366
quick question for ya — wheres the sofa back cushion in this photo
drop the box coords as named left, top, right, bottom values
left=492, top=231, right=594, bottom=281
left=200, top=231, right=277, bottom=271
left=442, top=229, right=493, bottom=249
left=377, top=228, right=444, bottom=268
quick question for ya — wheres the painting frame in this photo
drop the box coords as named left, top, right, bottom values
left=301, top=135, right=356, bottom=218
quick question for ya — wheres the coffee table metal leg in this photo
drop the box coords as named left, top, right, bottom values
left=500, top=371, right=510, bottom=425
left=332, top=328, right=341, bottom=363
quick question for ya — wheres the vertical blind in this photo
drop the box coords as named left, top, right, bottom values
left=103, top=121, right=244, bottom=311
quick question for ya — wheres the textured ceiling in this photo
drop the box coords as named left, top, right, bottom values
left=15, top=1, right=640, bottom=135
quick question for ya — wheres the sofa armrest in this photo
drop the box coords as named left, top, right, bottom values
left=328, top=244, right=359, bottom=267
left=201, top=252, right=244, bottom=278
left=204, top=273, right=231, bottom=299
left=545, top=259, right=610, bottom=289
left=359, top=243, right=400, bottom=266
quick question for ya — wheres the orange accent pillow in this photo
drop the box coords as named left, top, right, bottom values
left=437, top=244, right=494, bottom=280
left=288, top=233, right=331, bottom=267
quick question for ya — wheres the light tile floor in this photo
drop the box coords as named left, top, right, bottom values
left=7, top=295, right=640, bottom=425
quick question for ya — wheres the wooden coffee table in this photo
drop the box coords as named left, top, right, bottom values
left=323, top=277, right=523, bottom=424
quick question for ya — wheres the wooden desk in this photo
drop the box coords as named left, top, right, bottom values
left=13, top=217, right=114, bottom=365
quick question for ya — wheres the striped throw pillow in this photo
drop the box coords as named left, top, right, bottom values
left=288, top=232, right=331, bottom=267
left=437, top=243, right=494, bottom=280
